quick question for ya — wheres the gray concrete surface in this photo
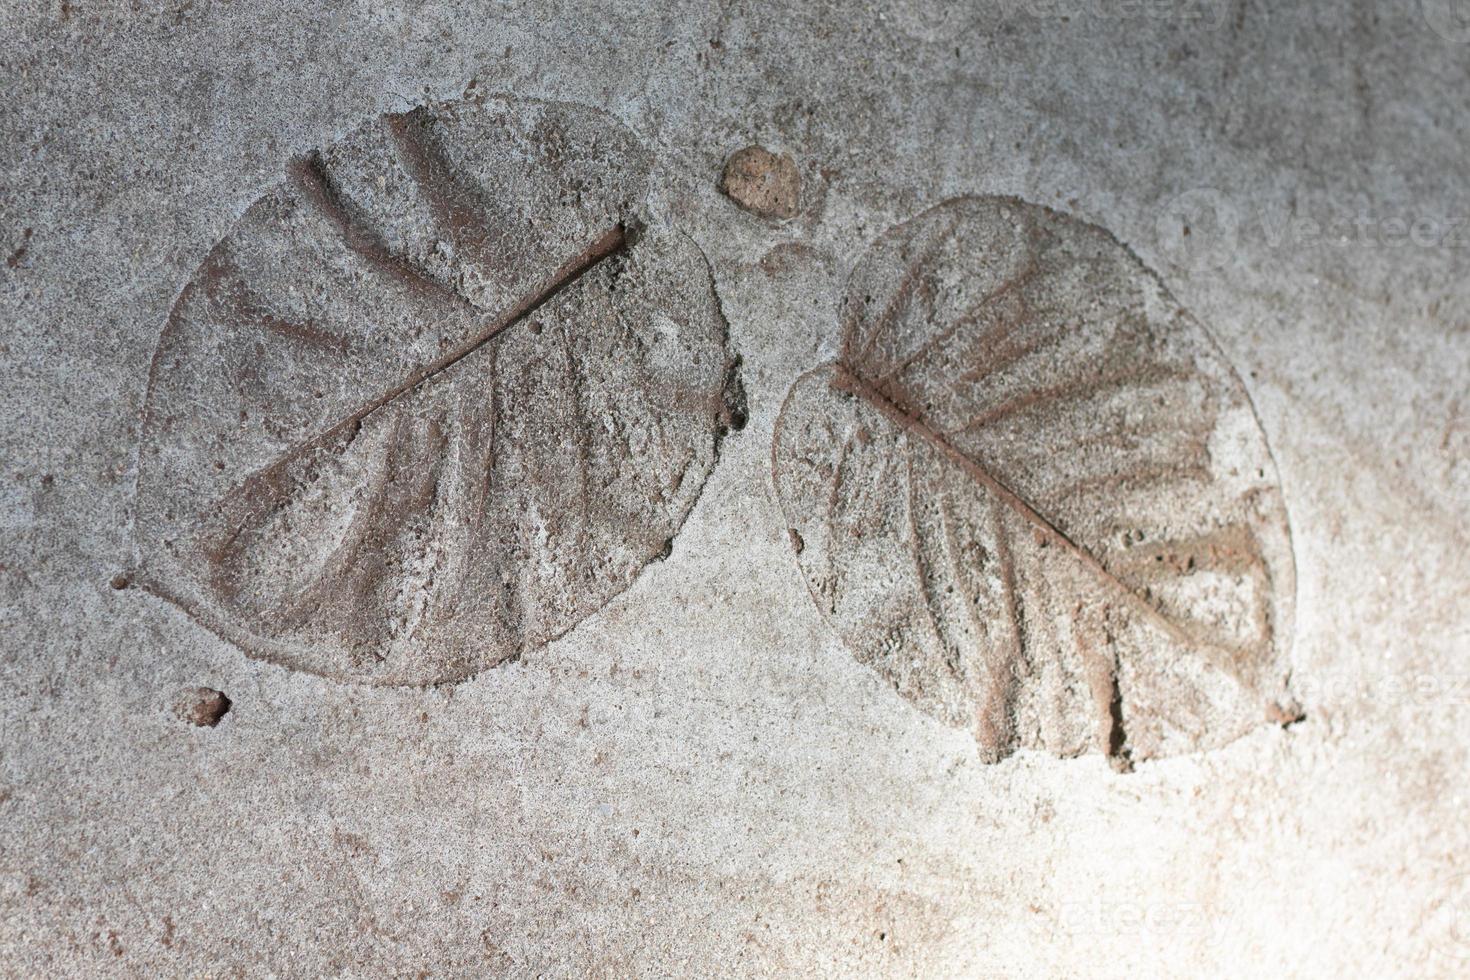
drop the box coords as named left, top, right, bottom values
left=1, top=0, right=1467, bottom=975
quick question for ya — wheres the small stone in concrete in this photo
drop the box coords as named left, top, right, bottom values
left=177, top=688, right=231, bottom=727
left=720, top=145, right=799, bottom=219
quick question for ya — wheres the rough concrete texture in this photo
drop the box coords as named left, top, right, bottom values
left=1, top=0, right=1468, bottom=976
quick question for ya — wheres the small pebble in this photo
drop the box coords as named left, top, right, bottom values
left=720, top=145, right=800, bottom=220
left=177, top=687, right=232, bottom=727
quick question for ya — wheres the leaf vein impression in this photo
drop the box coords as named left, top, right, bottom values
left=246, top=217, right=627, bottom=482
left=830, top=364, right=1202, bottom=653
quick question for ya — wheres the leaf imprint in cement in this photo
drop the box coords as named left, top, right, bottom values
left=771, top=197, right=1294, bottom=768
left=135, top=95, right=743, bottom=685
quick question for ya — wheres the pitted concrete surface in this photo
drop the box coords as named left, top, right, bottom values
left=2, top=1, right=1468, bottom=975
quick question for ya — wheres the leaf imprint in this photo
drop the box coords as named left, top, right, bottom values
left=135, top=94, right=744, bottom=685
left=771, top=196, right=1295, bottom=768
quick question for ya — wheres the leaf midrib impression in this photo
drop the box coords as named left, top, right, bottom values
left=830, top=363, right=1215, bottom=656
left=257, top=218, right=627, bottom=474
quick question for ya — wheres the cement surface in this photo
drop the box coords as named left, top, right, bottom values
left=2, top=1, right=1468, bottom=975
